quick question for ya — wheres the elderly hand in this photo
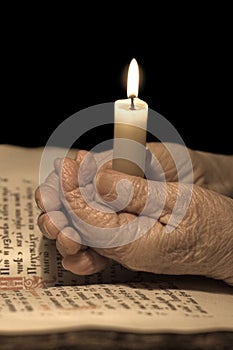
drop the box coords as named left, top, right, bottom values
left=35, top=144, right=233, bottom=286
left=146, top=142, right=233, bottom=197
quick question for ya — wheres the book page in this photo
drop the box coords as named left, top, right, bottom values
left=0, top=145, right=233, bottom=335
left=0, top=145, right=80, bottom=289
left=0, top=276, right=233, bottom=334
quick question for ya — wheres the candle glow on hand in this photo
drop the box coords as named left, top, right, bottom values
left=113, top=58, right=148, bottom=177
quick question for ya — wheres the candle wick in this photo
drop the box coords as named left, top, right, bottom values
left=130, top=96, right=135, bottom=110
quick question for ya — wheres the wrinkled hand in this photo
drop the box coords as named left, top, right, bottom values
left=35, top=144, right=233, bottom=286
left=146, top=142, right=233, bottom=197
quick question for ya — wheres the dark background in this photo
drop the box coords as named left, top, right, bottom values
left=1, top=5, right=232, bottom=154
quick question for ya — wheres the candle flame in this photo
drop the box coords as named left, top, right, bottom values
left=127, top=58, right=139, bottom=98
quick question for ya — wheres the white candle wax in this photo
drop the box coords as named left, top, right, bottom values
left=113, top=97, right=148, bottom=177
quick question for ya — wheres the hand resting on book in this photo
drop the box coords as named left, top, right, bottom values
left=35, top=142, right=233, bottom=286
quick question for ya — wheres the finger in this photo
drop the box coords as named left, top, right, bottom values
left=59, top=154, right=120, bottom=229
left=56, top=151, right=97, bottom=193
left=37, top=210, right=69, bottom=239
left=146, top=142, right=193, bottom=183
left=64, top=184, right=119, bottom=229
left=95, top=168, right=180, bottom=218
left=95, top=168, right=150, bottom=214
left=35, top=171, right=61, bottom=212
left=56, top=227, right=84, bottom=256
left=57, top=150, right=150, bottom=248
left=62, top=249, right=109, bottom=275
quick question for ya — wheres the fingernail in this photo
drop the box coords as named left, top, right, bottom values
left=42, top=222, right=52, bottom=238
left=36, top=199, right=45, bottom=212
left=34, top=189, right=45, bottom=212
left=37, top=216, right=53, bottom=238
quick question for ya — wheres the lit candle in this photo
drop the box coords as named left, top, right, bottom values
left=113, top=58, right=148, bottom=177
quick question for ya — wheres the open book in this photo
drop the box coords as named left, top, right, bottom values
left=0, top=144, right=232, bottom=335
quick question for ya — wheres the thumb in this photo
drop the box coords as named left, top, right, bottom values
left=96, top=169, right=193, bottom=231
left=95, top=169, right=184, bottom=221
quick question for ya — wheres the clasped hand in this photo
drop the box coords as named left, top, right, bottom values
left=35, top=142, right=233, bottom=286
